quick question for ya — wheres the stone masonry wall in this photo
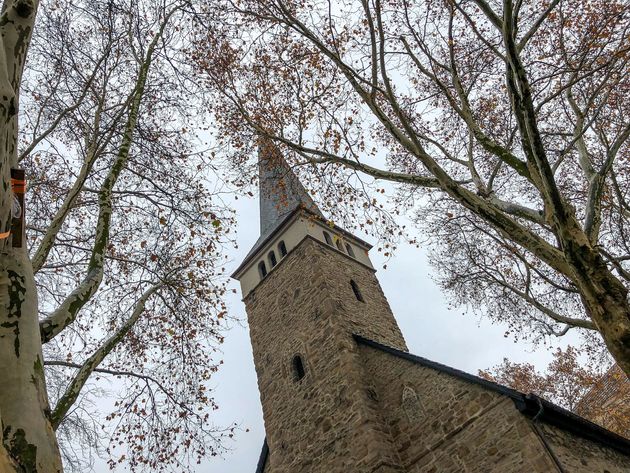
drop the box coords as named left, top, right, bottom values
left=246, top=233, right=630, bottom=472
left=540, top=423, right=629, bottom=472
left=358, top=343, right=562, bottom=473
left=312, top=237, right=408, bottom=352
left=245, top=237, right=408, bottom=472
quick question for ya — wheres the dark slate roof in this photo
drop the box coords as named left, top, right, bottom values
left=258, top=139, right=323, bottom=237
left=255, top=439, right=269, bottom=473
left=234, top=141, right=325, bottom=276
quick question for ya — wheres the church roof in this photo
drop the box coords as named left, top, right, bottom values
left=258, top=139, right=324, bottom=237
left=232, top=140, right=373, bottom=279
left=235, top=140, right=325, bottom=273
left=255, top=439, right=269, bottom=473
left=254, top=334, right=630, bottom=471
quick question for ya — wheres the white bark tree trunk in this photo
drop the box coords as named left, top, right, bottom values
left=0, top=1, right=63, bottom=471
left=0, top=248, right=62, bottom=472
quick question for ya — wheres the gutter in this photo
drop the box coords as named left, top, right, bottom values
left=528, top=396, right=567, bottom=473
left=514, top=393, right=630, bottom=456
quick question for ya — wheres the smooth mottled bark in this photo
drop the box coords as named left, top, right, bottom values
left=0, top=249, right=62, bottom=472
left=50, top=284, right=161, bottom=429
left=0, top=1, right=64, bottom=471
left=4, top=1, right=229, bottom=470
left=38, top=6, right=178, bottom=345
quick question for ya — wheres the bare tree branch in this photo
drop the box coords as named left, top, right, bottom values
left=49, top=283, right=162, bottom=429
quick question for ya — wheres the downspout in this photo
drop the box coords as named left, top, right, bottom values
left=529, top=395, right=568, bottom=473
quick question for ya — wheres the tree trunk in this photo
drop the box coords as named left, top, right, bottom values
left=0, top=430, right=17, bottom=472
left=588, top=298, right=630, bottom=381
left=0, top=247, right=63, bottom=472
left=557, top=215, right=630, bottom=378
left=0, top=1, right=62, bottom=470
left=568, top=243, right=630, bottom=380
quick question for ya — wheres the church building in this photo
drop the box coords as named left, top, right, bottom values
left=232, top=141, right=630, bottom=472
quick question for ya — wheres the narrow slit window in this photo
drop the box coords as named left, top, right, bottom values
left=350, top=279, right=365, bottom=302
left=292, top=355, right=306, bottom=381
left=345, top=244, right=355, bottom=258
left=278, top=241, right=287, bottom=257
left=323, top=231, right=333, bottom=246
left=258, top=261, right=268, bottom=279
left=268, top=250, right=278, bottom=268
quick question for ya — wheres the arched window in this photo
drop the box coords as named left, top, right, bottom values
left=402, top=386, right=424, bottom=422
left=278, top=241, right=287, bottom=257
left=258, top=261, right=268, bottom=279
left=323, top=231, right=333, bottom=246
left=350, top=279, right=365, bottom=302
left=336, top=239, right=344, bottom=251
left=292, top=355, right=306, bottom=381
left=345, top=244, right=355, bottom=258
left=268, top=250, right=277, bottom=268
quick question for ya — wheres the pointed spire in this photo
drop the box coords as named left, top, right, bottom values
left=258, top=139, right=323, bottom=236
left=233, top=138, right=326, bottom=275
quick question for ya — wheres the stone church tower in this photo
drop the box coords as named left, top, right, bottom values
left=232, top=141, right=630, bottom=472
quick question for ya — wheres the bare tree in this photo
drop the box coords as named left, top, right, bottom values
left=1, top=0, right=235, bottom=471
left=199, top=1, right=630, bottom=377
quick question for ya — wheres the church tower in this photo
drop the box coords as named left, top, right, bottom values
left=232, top=141, right=407, bottom=472
left=233, top=140, right=630, bottom=473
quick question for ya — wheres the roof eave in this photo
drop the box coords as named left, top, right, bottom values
left=231, top=208, right=303, bottom=279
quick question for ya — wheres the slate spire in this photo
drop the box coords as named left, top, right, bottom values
left=258, top=139, right=323, bottom=237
